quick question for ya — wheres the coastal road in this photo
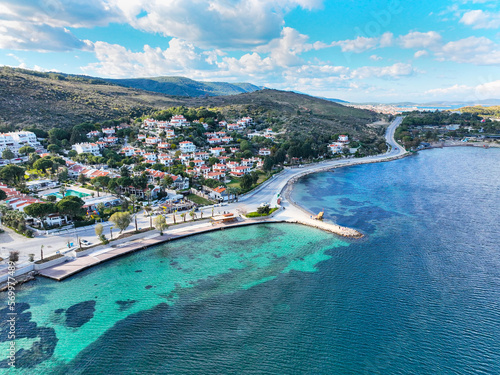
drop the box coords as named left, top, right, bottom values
left=0, top=117, right=406, bottom=263
left=228, top=116, right=406, bottom=212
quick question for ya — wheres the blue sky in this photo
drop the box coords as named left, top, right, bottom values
left=1, top=0, right=499, bottom=102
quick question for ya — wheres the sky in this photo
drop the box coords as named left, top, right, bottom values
left=0, top=0, right=499, bottom=103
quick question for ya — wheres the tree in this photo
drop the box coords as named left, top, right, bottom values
left=263, top=156, right=274, bottom=172
left=56, top=196, right=84, bottom=222
left=58, top=167, right=69, bottom=182
left=240, top=140, right=251, bottom=152
left=93, top=180, right=102, bottom=197
left=0, top=165, right=25, bottom=186
left=47, top=144, right=61, bottom=154
left=59, top=184, right=67, bottom=198
left=9, top=250, right=19, bottom=263
left=33, top=158, right=54, bottom=175
left=0, top=189, right=6, bottom=201
left=96, top=203, right=105, bottom=215
left=95, top=223, right=107, bottom=244
left=2, top=149, right=15, bottom=163
left=78, top=173, right=89, bottom=185
left=162, top=176, right=174, bottom=189
left=154, top=215, right=167, bottom=235
left=120, top=166, right=130, bottom=178
left=240, top=174, right=253, bottom=190
left=24, top=202, right=58, bottom=229
left=18, top=145, right=35, bottom=155
left=109, top=212, right=131, bottom=233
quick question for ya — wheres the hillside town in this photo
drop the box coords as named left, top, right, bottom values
left=0, top=112, right=356, bottom=244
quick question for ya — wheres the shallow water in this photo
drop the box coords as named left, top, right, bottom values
left=1, top=147, right=499, bottom=374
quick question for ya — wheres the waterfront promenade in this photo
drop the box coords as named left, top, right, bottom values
left=4, top=117, right=407, bottom=282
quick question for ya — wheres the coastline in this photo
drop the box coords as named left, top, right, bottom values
left=2, top=118, right=410, bottom=284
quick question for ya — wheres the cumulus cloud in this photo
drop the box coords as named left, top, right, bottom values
left=83, top=39, right=214, bottom=78
left=398, top=31, right=442, bottom=49
left=414, top=50, right=429, bottom=58
left=255, top=27, right=328, bottom=67
left=460, top=9, right=500, bottom=29
left=425, top=80, right=500, bottom=101
left=113, top=0, right=324, bottom=49
left=0, top=21, right=91, bottom=51
left=369, top=55, right=383, bottom=61
left=434, top=36, right=500, bottom=65
left=351, top=63, right=416, bottom=79
left=332, top=32, right=393, bottom=53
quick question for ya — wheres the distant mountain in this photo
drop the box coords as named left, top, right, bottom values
left=0, top=67, right=381, bottom=146
left=387, top=100, right=500, bottom=107
left=322, top=97, right=349, bottom=104
left=104, top=76, right=263, bottom=97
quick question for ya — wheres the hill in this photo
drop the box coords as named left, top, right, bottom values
left=454, top=105, right=500, bottom=117
left=0, top=67, right=382, bottom=148
left=105, top=76, right=262, bottom=97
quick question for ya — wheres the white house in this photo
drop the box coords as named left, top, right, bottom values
left=86, top=130, right=101, bottom=139
left=0, top=131, right=40, bottom=154
left=338, top=135, right=349, bottom=143
left=259, top=148, right=271, bottom=156
left=170, top=115, right=190, bottom=128
left=73, top=142, right=101, bottom=156
left=179, top=141, right=196, bottom=153
left=328, top=143, right=344, bottom=154
left=102, top=127, right=115, bottom=135
left=209, top=147, right=225, bottom=156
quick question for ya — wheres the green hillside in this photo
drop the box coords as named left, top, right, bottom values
left=105, top=76, right=262, bottom=97
left=0, top=67, right=384, bottom=153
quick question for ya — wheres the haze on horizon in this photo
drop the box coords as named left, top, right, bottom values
left=0, top=0, right=499, bottom=103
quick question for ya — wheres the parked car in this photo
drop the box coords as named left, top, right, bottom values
left=81, top=239, right=91, bottom=246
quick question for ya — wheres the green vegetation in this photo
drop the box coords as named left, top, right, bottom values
left=457, top=105, right=500, bottom=117
left=106, top=76, right=262, bottom=97
left=398, top=110, right=500, bottom=149
left=186, top=194, right=214, bottom=206
left=246, top=207, right=279, bottom=217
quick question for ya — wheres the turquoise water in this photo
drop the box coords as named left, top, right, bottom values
left=44, top=190, right=90, bottom=199
left=1, top=147, right=500, bottom=374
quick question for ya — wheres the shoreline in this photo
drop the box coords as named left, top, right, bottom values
left=1, top=118, right=409, bottom=285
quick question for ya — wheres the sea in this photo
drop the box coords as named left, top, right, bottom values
left=1, top=147, right=499, bottom=374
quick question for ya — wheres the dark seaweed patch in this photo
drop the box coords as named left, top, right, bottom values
left=65, top=301, right=96, bottom=328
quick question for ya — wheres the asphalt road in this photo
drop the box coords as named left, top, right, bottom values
left=0, top=117, right=406, bottom=263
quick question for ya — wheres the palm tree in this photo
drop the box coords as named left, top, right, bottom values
left=59, top=184, right=67, bottom=198
left=130, top=194, right=138, bottom=231
left=189, top=209, right=196, bottom=221
left=180, top=212, right=186, bottom=222
left=94, top=181, right=102, bottom=197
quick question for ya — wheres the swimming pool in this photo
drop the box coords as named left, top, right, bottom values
left=45, top=189, right=91, bottom=199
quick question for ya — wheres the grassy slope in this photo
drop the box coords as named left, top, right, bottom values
left=105, top=76, right=262, bottom=97
left=0, top=68, right=380, bottom=143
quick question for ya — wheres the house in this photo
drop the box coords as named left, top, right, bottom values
left=72, top=143, right=101, bottom=156
left=207, top=186, right=228, bottom=201
left=137, top=134, right=147, bottom=141
left=230, top=166, right=251, bottom=176
left=86, top=130, right=101, bottom=139
left=26, top=179, right=59, bottom=192
left=179, top=141, right=196, bottom=153
left=209, top=147, right=225, bottom=156
left=146, top=137, right=160, bottom=145
left=230, top=147, right=239, bottom=154
left=103, top=136, right=118, bottom=144
left=213, top=163, right=227, bottom=172
left=338, top=135, right=349, bottom=143
left=170, top=115, right=190, bottom=128
left=205, top=172, right=226, bottom=181
left=221, top=136, right=233, bottom=144
left=227, top=123, right=242, bottom=131
left=208, top=138, right=222, bottom=145
left=102, top=127, right=115, bottom=135
left=120, top=146, right=136, bottom=156
left=0, top=131, right=40, bottom=154
left=259, top=148, right=271, bottom=156
left=328, top=143, right=343, bottom=154
left=143, top=153, right=157, bottom=161
left=158, top=142, right=170, bottom=150
left=195, top=151, right=210, bottom=160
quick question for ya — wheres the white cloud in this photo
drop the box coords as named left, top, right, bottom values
left=460, top=9, right=500, bottom=29
left=434, top=36, right=500, bottom=65
left=352, top=63, right=416, bottom=79
left=83, top=39, right=214, bottom=78
left=425, top=80, right=500, bottom=101
left=369, top=55, right=383, bottom=61
left=114, top=0, right=324, bottom=49
left=332, top=32, right=393, bottom=53
left=0, top=21, right=91, bottom=51
left=399, top=31, right=442, bottom=49
left=255, top=27, right=328, bottom=67
left=414, top=50, right=429, bottom=58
